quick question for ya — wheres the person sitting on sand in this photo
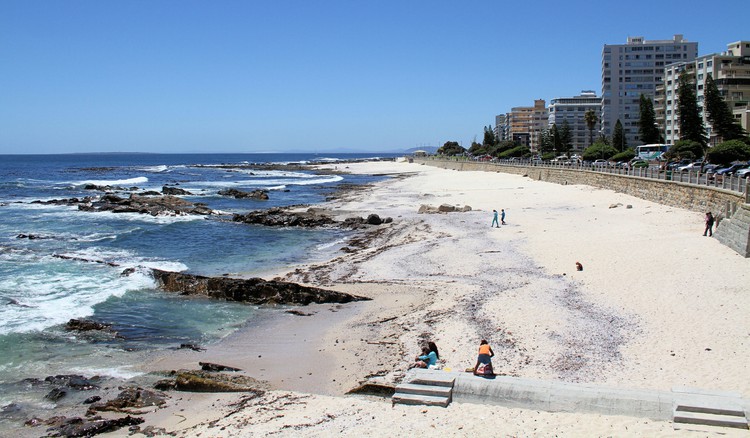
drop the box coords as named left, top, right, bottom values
left=413, top=346, right=438, bottom=369
left=474, top=339, right=495, bottom=377
left=427, top=341, right=439, bottom=361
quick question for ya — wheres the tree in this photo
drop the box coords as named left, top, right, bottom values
left=704, top=74, right=747, bottom=142
left=497, top=145, right=531, bottom=158
left=436, top=141, right=466, bottom=156
left=550, top=124, right=562, bottom=154
left=468, top=141, right=485, bottom=156
left=483, top=125, right=498, bottom=147
left=612, top=119, right=627, bottom=152
left=663, top=140, right=703, bottom=161
left=559, top=120, right=573, bottom=154
left=638, top=94, right=660, bottom=144
left=582, top=142, right=618, bottom=161
left=705, top=139, right=750, bottom=165
left=610, top=148, right=636, bottom=162
left=677, top=70, right=707, bottom=148
left=539, top=129, right=554, bottom=154
left=584, top=109, right=598, bottom=147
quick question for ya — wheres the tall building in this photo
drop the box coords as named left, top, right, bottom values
left=548, top=90, right=602, bottom=151
left=508, top=100, right=546, bottom=150
left=602, top=35, right=698, bottom=146
left=658, top=40, right=750, bottom=145
left=494, top=114, right=508, bottom=141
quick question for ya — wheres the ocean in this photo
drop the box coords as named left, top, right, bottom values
left=0, top=152, right=397, bottom=422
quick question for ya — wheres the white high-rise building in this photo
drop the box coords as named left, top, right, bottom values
left=601, top=35, right=698, bottom=146
left=548, top=91, right=601, bottom=151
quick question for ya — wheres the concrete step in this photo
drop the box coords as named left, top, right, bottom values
left=392, top=392, right=450, bottom=407
left=410, top=374, right=455, bottom=388
left=673, top=410, right=749, bottom=429
left=395, top=383, right=452, bottom=398
left=675, top=402, right=746, bottom=417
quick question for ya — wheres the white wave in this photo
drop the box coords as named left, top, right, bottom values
left=187, top=175, right=343, bottom=190
left=136, top=165, right=169, bottom=173
left=70, top=366, right=144, bottom=380
left=78, top=177, right=149, bottom=186
left=315, top=237, right=349, bottom=250
left=0, top=267, right=156, bottom=335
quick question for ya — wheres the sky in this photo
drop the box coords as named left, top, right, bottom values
left=1, top=1, right=748, bottom=154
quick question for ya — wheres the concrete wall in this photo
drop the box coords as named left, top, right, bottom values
left=715, top=204, right=750, bottom=257
left=415, top=159, right=750, bottom=257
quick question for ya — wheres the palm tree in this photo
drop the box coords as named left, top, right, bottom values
left=584, top=110, right=598, bottom=147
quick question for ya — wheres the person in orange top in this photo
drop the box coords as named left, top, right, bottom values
left=474, top=339, right=495, bottom=377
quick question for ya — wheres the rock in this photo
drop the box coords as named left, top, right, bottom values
left=366, top=214, right=382, bottom=225
left=87, top=387, right=167, bottom=414
left=609, top=203, right=623, bottom=209
left=151, top=269, right=370, bottom=305
left=53, top=415, right=144, bottom=437
left=83, top=395, right=102, bottom=404
left=218, top=188, right=269, bottom=200
left=233, top=207, right=335, bottom=227
left=78, top=194, right=213, bottom=216
left=65, top=319, right=113, bottom=333
left=286, top=310, right=313, bottom=316
left=179, top=343, right=205, bottom=351
left=174, top=371, right=268, bottom=393
left=153, top=379, right=177, bottom=391
left=461, top=205, right=472, bottom=212
left=120, top=267, right=136, bottom=276
left=438, top=204, right=456, bottom=212
left=45, top=387, right=67, bottom=401
left=199, top=362, right=242, bottom=372
left=43, top=374, right=100, bottom=390
left=162, top=186, right=193, bottom=195
left=626, top=204, right=633, bottom=209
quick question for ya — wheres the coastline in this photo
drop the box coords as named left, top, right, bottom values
left=23, top=160, right=750, bottom=436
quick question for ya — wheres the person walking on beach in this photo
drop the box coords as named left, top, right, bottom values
left=491, top=210, right=499, bottom=228
left=703, top=212, right=714, bottom=237
left=501, top=209, right=506, bottom=225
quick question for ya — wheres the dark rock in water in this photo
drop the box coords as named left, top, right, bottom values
left=44, top=374, right=100, bottom=390
left=151, top=269, right=370, bottom=305
left=83, top=395, right=102, bottom=404
left=51, top=415, right=144, bottom=437
left=87, top=387, right=167, bottom=414
left=83, top=184, right=132, bottom=192
left=65, top=319, right=114, bottom=336
left=232, top=207, right=336, bottom=227
left=199, top=362, right=242, bottom=372
left=173, top=371, right=268, bottom=393
left=218, top=188, right=269, bottom=200
left=120, top=267, right=136, bottom=276
left=179, top=343, right=205, bottom=351
left=366, top=213, right=382, bottom=225
left=76, top=194, right=213, bottom=216
left=162, top=185, right=192, bottom=195
left=45, top=387, right=67, bottom=401
left=138, top=190, right=162, bottom=196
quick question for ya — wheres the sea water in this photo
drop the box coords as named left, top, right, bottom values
left=0, top=152, right=395, bottom=415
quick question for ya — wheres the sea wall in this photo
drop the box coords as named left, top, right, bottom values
left=415, top=158, right=750, bottom=257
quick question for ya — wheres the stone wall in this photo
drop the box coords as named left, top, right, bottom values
left=715, top=204, right=750, bottom=257
left=415, top=158, right=750, bottom=257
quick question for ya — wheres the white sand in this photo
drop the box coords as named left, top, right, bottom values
left=125, top=161, right=750, bottom=437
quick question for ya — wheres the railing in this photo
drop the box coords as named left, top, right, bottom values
left=421, top=156, right=750, bottom=198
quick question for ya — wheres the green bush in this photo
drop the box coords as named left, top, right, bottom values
left=582, top=142, right=619, bottom=161
left=610, top=148, right=636, bottom=162
left=705, top=140, right=750, bottom=165
left=664, top=140, right=703, bottom=161
left=498, top=145, right=531, bottom=158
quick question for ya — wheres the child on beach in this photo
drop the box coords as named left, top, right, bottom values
left=491, top=210, right=499, bottom=228
left=501, top=209, right=506, bottom=225
left=413, top=346, right=438, bottom=369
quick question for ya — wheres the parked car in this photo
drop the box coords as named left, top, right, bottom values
left=631, top=160, right=649, bottom=168
left=592, top=159, right=608, bottom=167
left=734, top=166, right=750, bottom=178
left=677, top=161, right=703, bottom=172
left=667, top=159, right=692, bottom=170
left=715, top=163, right=748, bottom=176
left=702, top=164, right=721, bottom=174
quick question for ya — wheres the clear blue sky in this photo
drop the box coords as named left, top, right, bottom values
left=1, top=0, right=747, bottom=154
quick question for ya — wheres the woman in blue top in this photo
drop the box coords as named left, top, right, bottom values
left=413, top=346, right=438, bottom=369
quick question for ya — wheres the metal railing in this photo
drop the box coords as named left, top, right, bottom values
left=421, top=156, right=750, bottom=199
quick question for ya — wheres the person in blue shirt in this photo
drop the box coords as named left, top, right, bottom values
left=501, top=209, right=506, bottom=225
left=413, top=346, right=438, bottom=369
left=491, top=209, right=499, bottom=228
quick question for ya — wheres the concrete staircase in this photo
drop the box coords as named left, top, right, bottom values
left=392, top=370, right=455, bottom=407
left=672, top=387, right=749, bottom=430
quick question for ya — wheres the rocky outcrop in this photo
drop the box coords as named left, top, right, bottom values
left=87, top=387, right=167, bottom=414
left=83, top=184, right=138, bottom=192
left=26, top=415, right=144, bottom=437
left=233, top=207, right=337, bottom=227
left=30, top=197, right=93, bottom=206
left=173, top=371, right=267, bottom=393
left=151, top=269, right=369, bottom=305
left=218, top=188, right=269, bottom=200
left=418, top=204, right=472, bottom=214
left=162, top=185, right=193, bottom=195
left=78, top=194, right=213, bottom=216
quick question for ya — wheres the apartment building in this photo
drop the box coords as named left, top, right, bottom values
left=494, top=114, right=508, bottom=141
left=657, top=40, right=750, bottom=145
left=548, top=90, right=601, bottom=151
left=508, top=100, right=547, bottom=150
left=602, top=35, right=698, bottom=146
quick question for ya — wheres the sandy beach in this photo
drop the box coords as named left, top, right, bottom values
left=123, top=160, right=750, bottom=437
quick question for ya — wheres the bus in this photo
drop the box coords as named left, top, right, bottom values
left=636, top=144, right=669, bottom=160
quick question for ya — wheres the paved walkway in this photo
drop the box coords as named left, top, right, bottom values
left=404, top=369, right=749, bottom=428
